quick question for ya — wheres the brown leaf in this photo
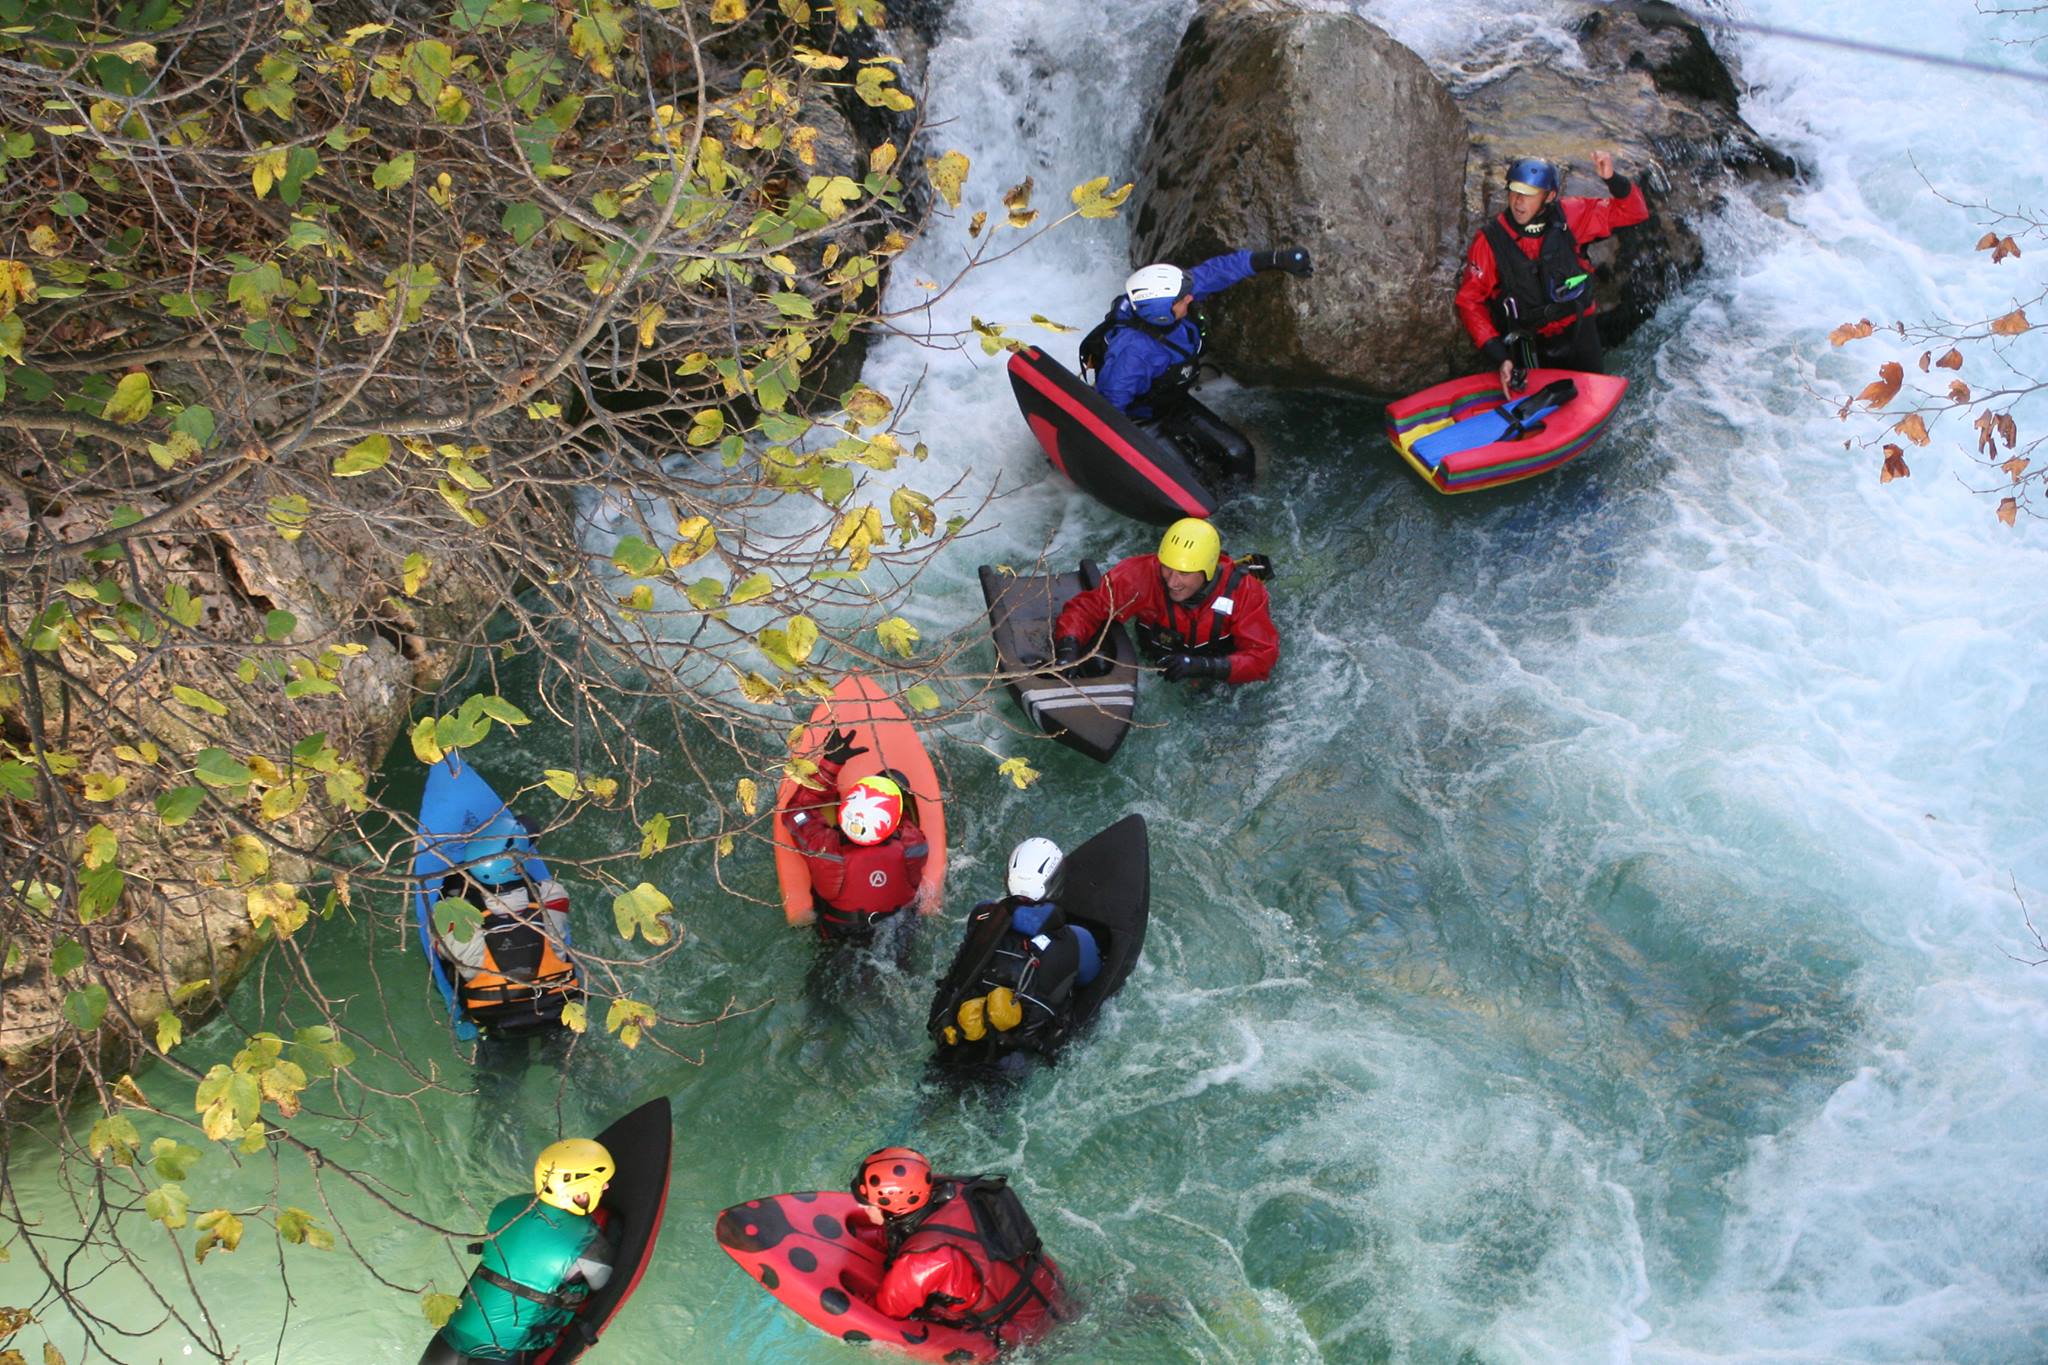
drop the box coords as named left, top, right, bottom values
left=1894, top=412, right=1931, bottom=446
left=1828, top=318, right=1874, bottom=347
left=1991, top=235, right=2022, bottom=264
left=1976, top=232, right=1999, bottom=251
left=1997, top=413, right=2018, bottom=449
left=1917, top=350, right=1931, bottom=372
left=1857, top=361, right=1905, bottom=409
left=1976, top=411, right=1997, bottom=455
left=1935, top=348, right=1964, bottom=370
left=1880, top=447, right=1910, bottom=483
left=1997, top=496, right=2018, bottom=527
left=1947, top=379, right=1971, bottom=402
left=2002, top=457, right=2030, bottom=482
left=1989, top=308, right=2031, bottom=336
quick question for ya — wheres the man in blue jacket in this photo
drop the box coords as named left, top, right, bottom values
left=1081, top=247, right=1313, bottom=481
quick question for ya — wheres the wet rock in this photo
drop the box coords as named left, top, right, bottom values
left=1131, top=0, right=1471, bottom=396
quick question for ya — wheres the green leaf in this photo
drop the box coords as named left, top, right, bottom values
left=89, top=1114, right=142, bottom=1164
left=0, top=760, right=34, bottom=800
left=165, top=582, right=204, bottom=628
left=193, top=748, right=254, bottom=790
left=611, top=535, right=663, bottom=577
left=477, top=696, right=530, bottom=726
left=78, top=863, right=125, bottom=922
left=100, top=371, right=154, bottom=424
left=768, top=290, right=816, bottom=318
left=502, top=201, right=544, bottom=245
left=283, top=677, right=341, bottom=699
left=410, top=716, right=445, bottom=764
left=422, top=1293, right=462, bottom=1328
left=51, top=190, right=89, bottom=218
left=151, top=1137, right=202, bottom=1181
left=156, top=1011, right=183, bottom=1052
left=331, top=434, right=390, bottom=476
left=63, top=984, right=110, bottom=1031
left=728, top=572, right=773, bottom=605
left=173, top=404, right=217, bottom=447
left=612, top=882, right=673, bottom=944
left=50, top=939, right=85, bottom=977
left=240, top=320, right=297, bottom=355
left=171, top=684, right=229, bottom=717
left=146, top=1182, right=191, bottom=1229
left=277, top=1206, right=334, bottom=1250
left=685, top=577, right=724, bottom=610
left=262, top=609, right=296, bottom=641
left=372, top=152, right=417, bottom=190
left=638, top=812, right=670, bottom=857
left=431, top=896, right=484, bottom=943
left=155, top=786, right=205, bottom=826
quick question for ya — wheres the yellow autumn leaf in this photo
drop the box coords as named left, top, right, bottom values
left=101, top=371, right=154, bottom=425
left=875, top=616, right=919, bottom=657
left=669, top=515, right=716, bottom=568
left=737, top=777, right=759, bottom=815
left=925, top=150, right=969, bottom=209
left=843, top=384, right=892, bottom=429
left=1070, top=176, right=1133, bottom=219
left=636, top=303, right=665, bottom=347
left=784, top=614, right=819, bottom=663
left=997, top=756, right=1040, bottom=789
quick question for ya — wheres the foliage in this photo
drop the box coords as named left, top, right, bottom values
left=0, top=0, right=1128, bottom=1357
left=1827, top=182, right=2041, bottom=524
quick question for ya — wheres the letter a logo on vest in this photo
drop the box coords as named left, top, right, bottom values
left=868, top=869, right=889, bottom=889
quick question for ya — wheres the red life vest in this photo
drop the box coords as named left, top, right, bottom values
left=883, top=1180, right=1066, bottom=1343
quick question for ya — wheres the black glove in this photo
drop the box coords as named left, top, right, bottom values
left=1251, top=247, right=1313, bottom=278
left=820, top=727, right=867, bottom=766
left=1053, top=636, right=1084, bottom=672
left=1162, top=653, right=1229, bottom=683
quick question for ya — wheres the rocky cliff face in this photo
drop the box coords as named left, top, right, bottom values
left=1129, top=0, right=1799, bottom=395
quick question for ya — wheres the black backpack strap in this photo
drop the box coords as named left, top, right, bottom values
left=472, top=1264, right=583, bottom=1312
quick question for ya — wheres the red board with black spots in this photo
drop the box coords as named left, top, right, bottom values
left=714, top=1191, right=992, bottom=1362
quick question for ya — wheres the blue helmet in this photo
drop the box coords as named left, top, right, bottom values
left=463, top=811, right=527, bottom=886
left=1506, top=158, right=1559, bottom=195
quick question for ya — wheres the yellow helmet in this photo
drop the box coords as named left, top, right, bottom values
left=534, top=1138, right=614, bottom=1215
left=1157, top=518, right=1220, bottom=577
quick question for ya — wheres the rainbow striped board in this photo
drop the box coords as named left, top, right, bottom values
left=1385, top=367, right=1628, bottom=493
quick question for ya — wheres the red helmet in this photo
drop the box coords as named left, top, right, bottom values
left=838, top=775, right=903, bottom=846
left=851, top=1146, right=932, bottom=1216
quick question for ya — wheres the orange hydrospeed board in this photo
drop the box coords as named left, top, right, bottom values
left=773, top=673, right=947, bottom=925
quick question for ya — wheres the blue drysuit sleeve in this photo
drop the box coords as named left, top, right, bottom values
left=1185, top=250, right=1256, bottom=299
left=1096, top=328, right=1166, bottom=413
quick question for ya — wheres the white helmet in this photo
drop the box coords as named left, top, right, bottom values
left=1006, top=837, right=1064, bottom=901
left=1124, top=264, right=1186, bottom=326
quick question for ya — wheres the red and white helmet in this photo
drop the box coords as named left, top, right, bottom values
left=838, top=775, right=903, bottom=846
left=851, top=1146, right=932, bottom=1216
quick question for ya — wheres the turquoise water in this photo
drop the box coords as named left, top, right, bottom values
left=7, top=0, right=2048, bottom=1361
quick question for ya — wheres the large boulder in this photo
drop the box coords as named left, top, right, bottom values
left=1131, top=0, right=1470, bottom=395
left=1131, top=0, right=1798, bottom=395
